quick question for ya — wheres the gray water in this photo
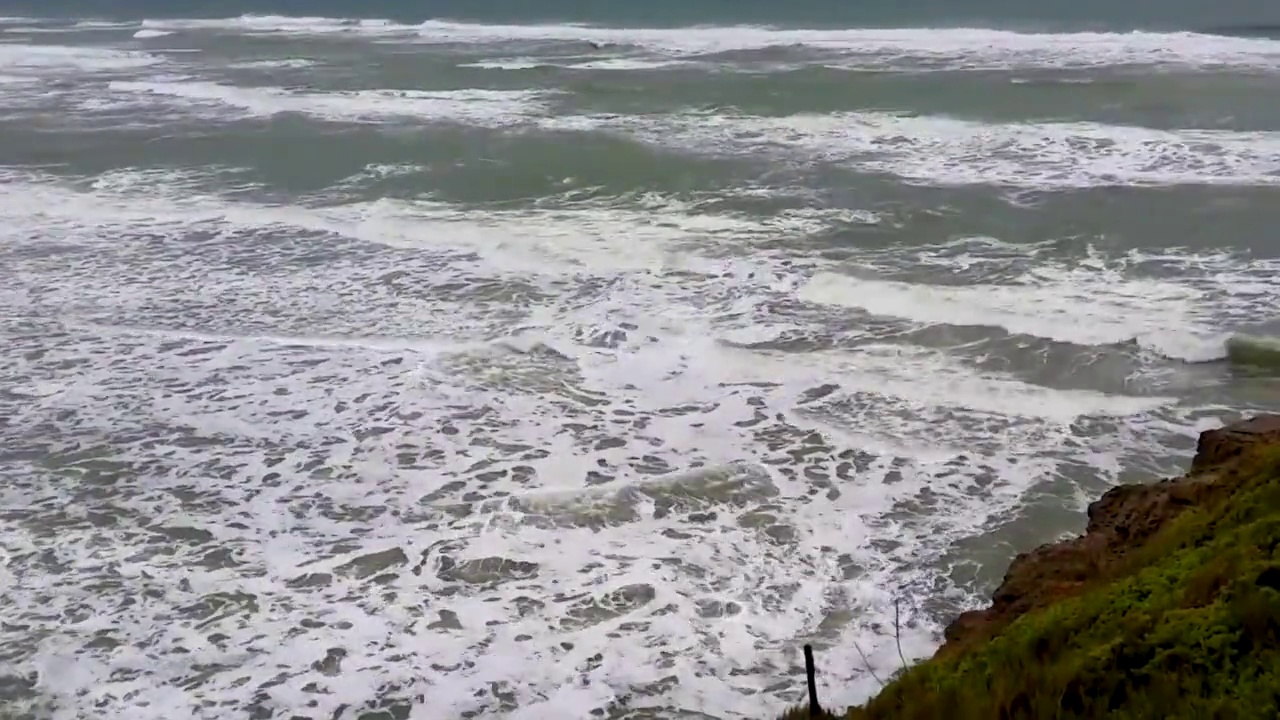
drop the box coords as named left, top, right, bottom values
left=2, top=12, right=1280, bottom=720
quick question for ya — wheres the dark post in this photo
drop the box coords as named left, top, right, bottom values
left=804, top=643, right=822, bottom=717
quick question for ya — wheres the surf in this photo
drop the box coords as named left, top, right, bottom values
left=1226, top=333, right=1280, bottom=372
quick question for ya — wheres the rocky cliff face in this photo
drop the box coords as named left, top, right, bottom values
left=939, top=413, right=1280, bottom=655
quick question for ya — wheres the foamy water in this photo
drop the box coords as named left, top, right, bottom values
left=1, top=12, right=1279, bottom=720
left=133, top=15, right=1280, bottom=69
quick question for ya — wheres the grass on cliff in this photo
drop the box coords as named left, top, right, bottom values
left=782, top=447, right=1280, bottom=720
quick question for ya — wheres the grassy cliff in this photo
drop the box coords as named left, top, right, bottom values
left=780, top=415, right=1280, bottom=720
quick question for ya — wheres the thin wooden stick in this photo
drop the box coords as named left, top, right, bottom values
left=894, top=598, right=909, bottom=672
left=851, top=638, right=884, bottom=687
left=803, top=643, right=823, bottom=718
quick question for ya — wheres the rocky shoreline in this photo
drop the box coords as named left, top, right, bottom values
left=782, top=413, right=1280, bottom=719
left=939, top=414, right=1280, bottom=655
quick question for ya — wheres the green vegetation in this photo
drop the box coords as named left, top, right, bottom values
left=781, top=447, right=1280, bottom=720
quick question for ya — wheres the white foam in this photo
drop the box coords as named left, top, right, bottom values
left=0, top=43, right=161, bottom=72
left=794, top=251, right=1273, bottom=362
left=140, top=14, right=414, bottom=37
left=0, top=168, right=1255, bottom=720
left=105, top=79, right=553, bottom=125
left=561, top=111, right=1280, bottom=189
left=412, top=21, right=1280, bottom=70
left=332, top=162, right=424, bottom=185
left=227, top=58, right=316, bottom=69
left=2, top=27, right=64, bottom=34
left=460, top=55, right=688, bottom=71
left=458, top=58, right=554, bottom=70
left=687, top=341, right=1174, bottom=421
left=566, top=57, right=690, bottom=71
left=0, top=169, right=813, bottom=276
left=133, top=29, right=174, bottom=39
left=136, top=14, right=1280, bottom=70
left=73, top=20, right=137, bottom=30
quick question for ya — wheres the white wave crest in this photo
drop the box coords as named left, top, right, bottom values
left=553, top=111, right=1280, bottom=189
left=136, top=14, right=1280, bottom=70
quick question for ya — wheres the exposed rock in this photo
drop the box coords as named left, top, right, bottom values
left=1191, top=414, right=1280, bottom=472
left=940, top=414, right=1280, bottom=655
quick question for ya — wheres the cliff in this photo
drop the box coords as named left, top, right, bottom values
left=780, top=414, right=1280, bottom=720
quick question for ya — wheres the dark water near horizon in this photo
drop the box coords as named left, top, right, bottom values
left=9, top=0, right=1280, bottom=31
left=2, top=3, right=1280, bottom=720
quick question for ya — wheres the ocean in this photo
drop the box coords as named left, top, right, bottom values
left=2, top=3, right=1280, bottom=719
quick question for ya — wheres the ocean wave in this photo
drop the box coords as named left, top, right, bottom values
left=0, top=43, right=161, bottom=72
left=795, top=261, right=1270, bottom=364
left=226, top=58, right=316, bottom=69
left=551, top=111, right=1280, bottom=189
left=50, top=72, right=1280, bottom=191
left=458, top=56, right=687, bottom=71
left=72, top=20, right=136, bottom=29
left=140, top=14, right=410, bottom=36
left=104, top=79, right=554, bottom=126
left=134, top=14, right=1280, bottom=70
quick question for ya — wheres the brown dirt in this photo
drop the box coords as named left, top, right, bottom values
left=937, top=413, right=1280, bottom=656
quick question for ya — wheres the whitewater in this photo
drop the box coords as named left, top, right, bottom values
left=2, top=11, right=1280, bottom=720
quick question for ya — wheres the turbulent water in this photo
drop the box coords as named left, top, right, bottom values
left=3, top=8, right=1280, bottom=720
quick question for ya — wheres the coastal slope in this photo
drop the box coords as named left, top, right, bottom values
left=783, top=414, right=1280, bottom=719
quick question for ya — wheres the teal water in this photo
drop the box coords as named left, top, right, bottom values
left=11, top=0, right=1280, bottom=32
left=1, top=7, right=1280, bottom=720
